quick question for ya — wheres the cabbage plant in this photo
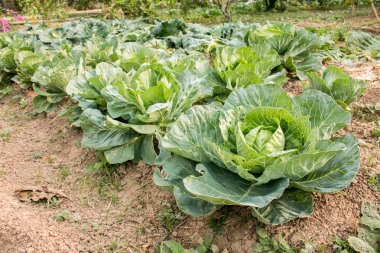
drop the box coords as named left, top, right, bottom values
left=212, top=44, right=287, bottom=90
left=31, top=48, right=85, bottom=112
left=246, top=23, right=322, bottom=80
left=67, top=60, right=214, bottom=165
left=12, top=47, right=49, bottom=89
left=0, top=32, right=36, bottom=85
left=306, top=66, right=368, bottom=109
left=346, top=31, right=380, bottom=60
left=156, top=84, right=360, bottom=224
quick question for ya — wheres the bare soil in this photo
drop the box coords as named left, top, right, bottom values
left=0, top=62, right=379, bottom=253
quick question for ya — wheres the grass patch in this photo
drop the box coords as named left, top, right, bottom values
left=19, top=98, right=27, bottom=109
left=0, top=85, right=12, bottom=98
left=0, top=128, right=11, bottom=142
left=369, top=174, right=380, bottom=191
left=157, top=205, right=182, bottom=234
left=32, top=151, right=43, bottom=161
left=57, top=165, right=71, bottom=180
left=209, top=209, right=230, bottom=235
left=77, top=154, right=122, bottom=206
left=54, top=210, right=71, bottom=222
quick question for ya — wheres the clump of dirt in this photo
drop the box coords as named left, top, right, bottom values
left=283, top=79, right=304, bottom=96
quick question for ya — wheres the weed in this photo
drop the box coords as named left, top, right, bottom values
left=72, top=213, right=81, bottom=222
left=34, top=168, right=43, bottom=180
left=46, top=196, right=63, bottom=208
left=32, top=151, right=43, bottom=161
left=0, top=168, right=7, bottom=177
left=107, top=239, right=119, bottom=253
left=373, top=129, right=380, bottom=142
left=209, top=209, right=230, bottom=235
left=19, top=98, right=27, bottom=109
left=86, top=152, right=116, bottom=175
left=54, top=210, right=71, bottom=222
left=56, top=128, right=67, bottom=140
left=353, top=106, right=378, bottom=122
left=333, top=236, right=354, bottom=253
left=252, top=226, right=305, bottom=253
left=160, top=234, right=213, bottom=253
left=158, top=206, right=181, bottom=234
left=59, top=105, right=82, bottom=125
left=0, top=128, right=11, bottom=142
left=369, top=174, right=380, bottom=191
left=92, top=222, right=101, bottom=230
left=136, top=226, right=144, bottom=235
left=367, top=155, right=375, bottom=167
left=0, top=85, right=12, bottom=98
left=82, top=153, right=122, bottom=205
left=78, top=156, right=122, bottom=206
left=97, top=176, right=121, bottom=205
left=77, top=173, right=121, bottom=206
left=26, top=111, right=39, bottom=120
left=75, top=140, right=82, bottom=148
left=80, top=224, right=89, bottom=232
left=57, top=165, right=70, bottom=180
left=107, top=239, right=128, bottom=253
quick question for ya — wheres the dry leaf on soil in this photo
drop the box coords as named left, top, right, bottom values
left=14, top=186, right=70, bottom=203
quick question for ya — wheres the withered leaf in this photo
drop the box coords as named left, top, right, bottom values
left=15, top=186, right=71, bottom=203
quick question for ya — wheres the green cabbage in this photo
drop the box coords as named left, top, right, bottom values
left=158, top=84, right=359, bottom=224
left=306, top=65, right=368, bottom=108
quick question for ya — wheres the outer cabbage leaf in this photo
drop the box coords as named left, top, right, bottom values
left=255, top=139, right=346, bottom=185
left=346, top=31, right=380, bottom=60
left=162, top=104, right=223, bottom=163
left=222, top=84, right=293, bottom=112
left=292, top=134, right=360, bottom=193
left=153, top=155, right=218, bottom=216
left=293, top=89, right=351, bottom=139
left=252, top=189, right=313, bottom=225
left=79, top=108, right=160, bottom=164
left=0, top=47, right=17, bottom=74
left=183, top=162, right=289, bottom=207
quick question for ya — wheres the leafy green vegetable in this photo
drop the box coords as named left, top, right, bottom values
left=159, top=84, right=358, bottom=224
left=252, top=226, right=300, bottom=253
left=346, top=31, right=380, bottom=60
left=160, top=234, right=213, bottom=253
left=0, top=18, right=366, bottom=227
left=32, top=48, right=85, bottom=112
left=212, top=44, right=286, bottom=89
left=67, top=58, right=214, bottom=164
left=347, top=201, right=380, bottom=253
left=12, top=49, right=48, bottom=89
left=306, top=66, right=368, bottom=108
left=247, top=23, right=323, bottom=80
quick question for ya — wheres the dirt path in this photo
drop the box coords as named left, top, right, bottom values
left=0, top=62, right=379, bottom=253
left=0, top=92, right=173, bottom=253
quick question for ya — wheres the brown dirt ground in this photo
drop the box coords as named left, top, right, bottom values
left=0, top=62, right=379, bottom=253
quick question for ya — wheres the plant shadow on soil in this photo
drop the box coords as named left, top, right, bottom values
left=0, top=62, right=379, bottom=252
